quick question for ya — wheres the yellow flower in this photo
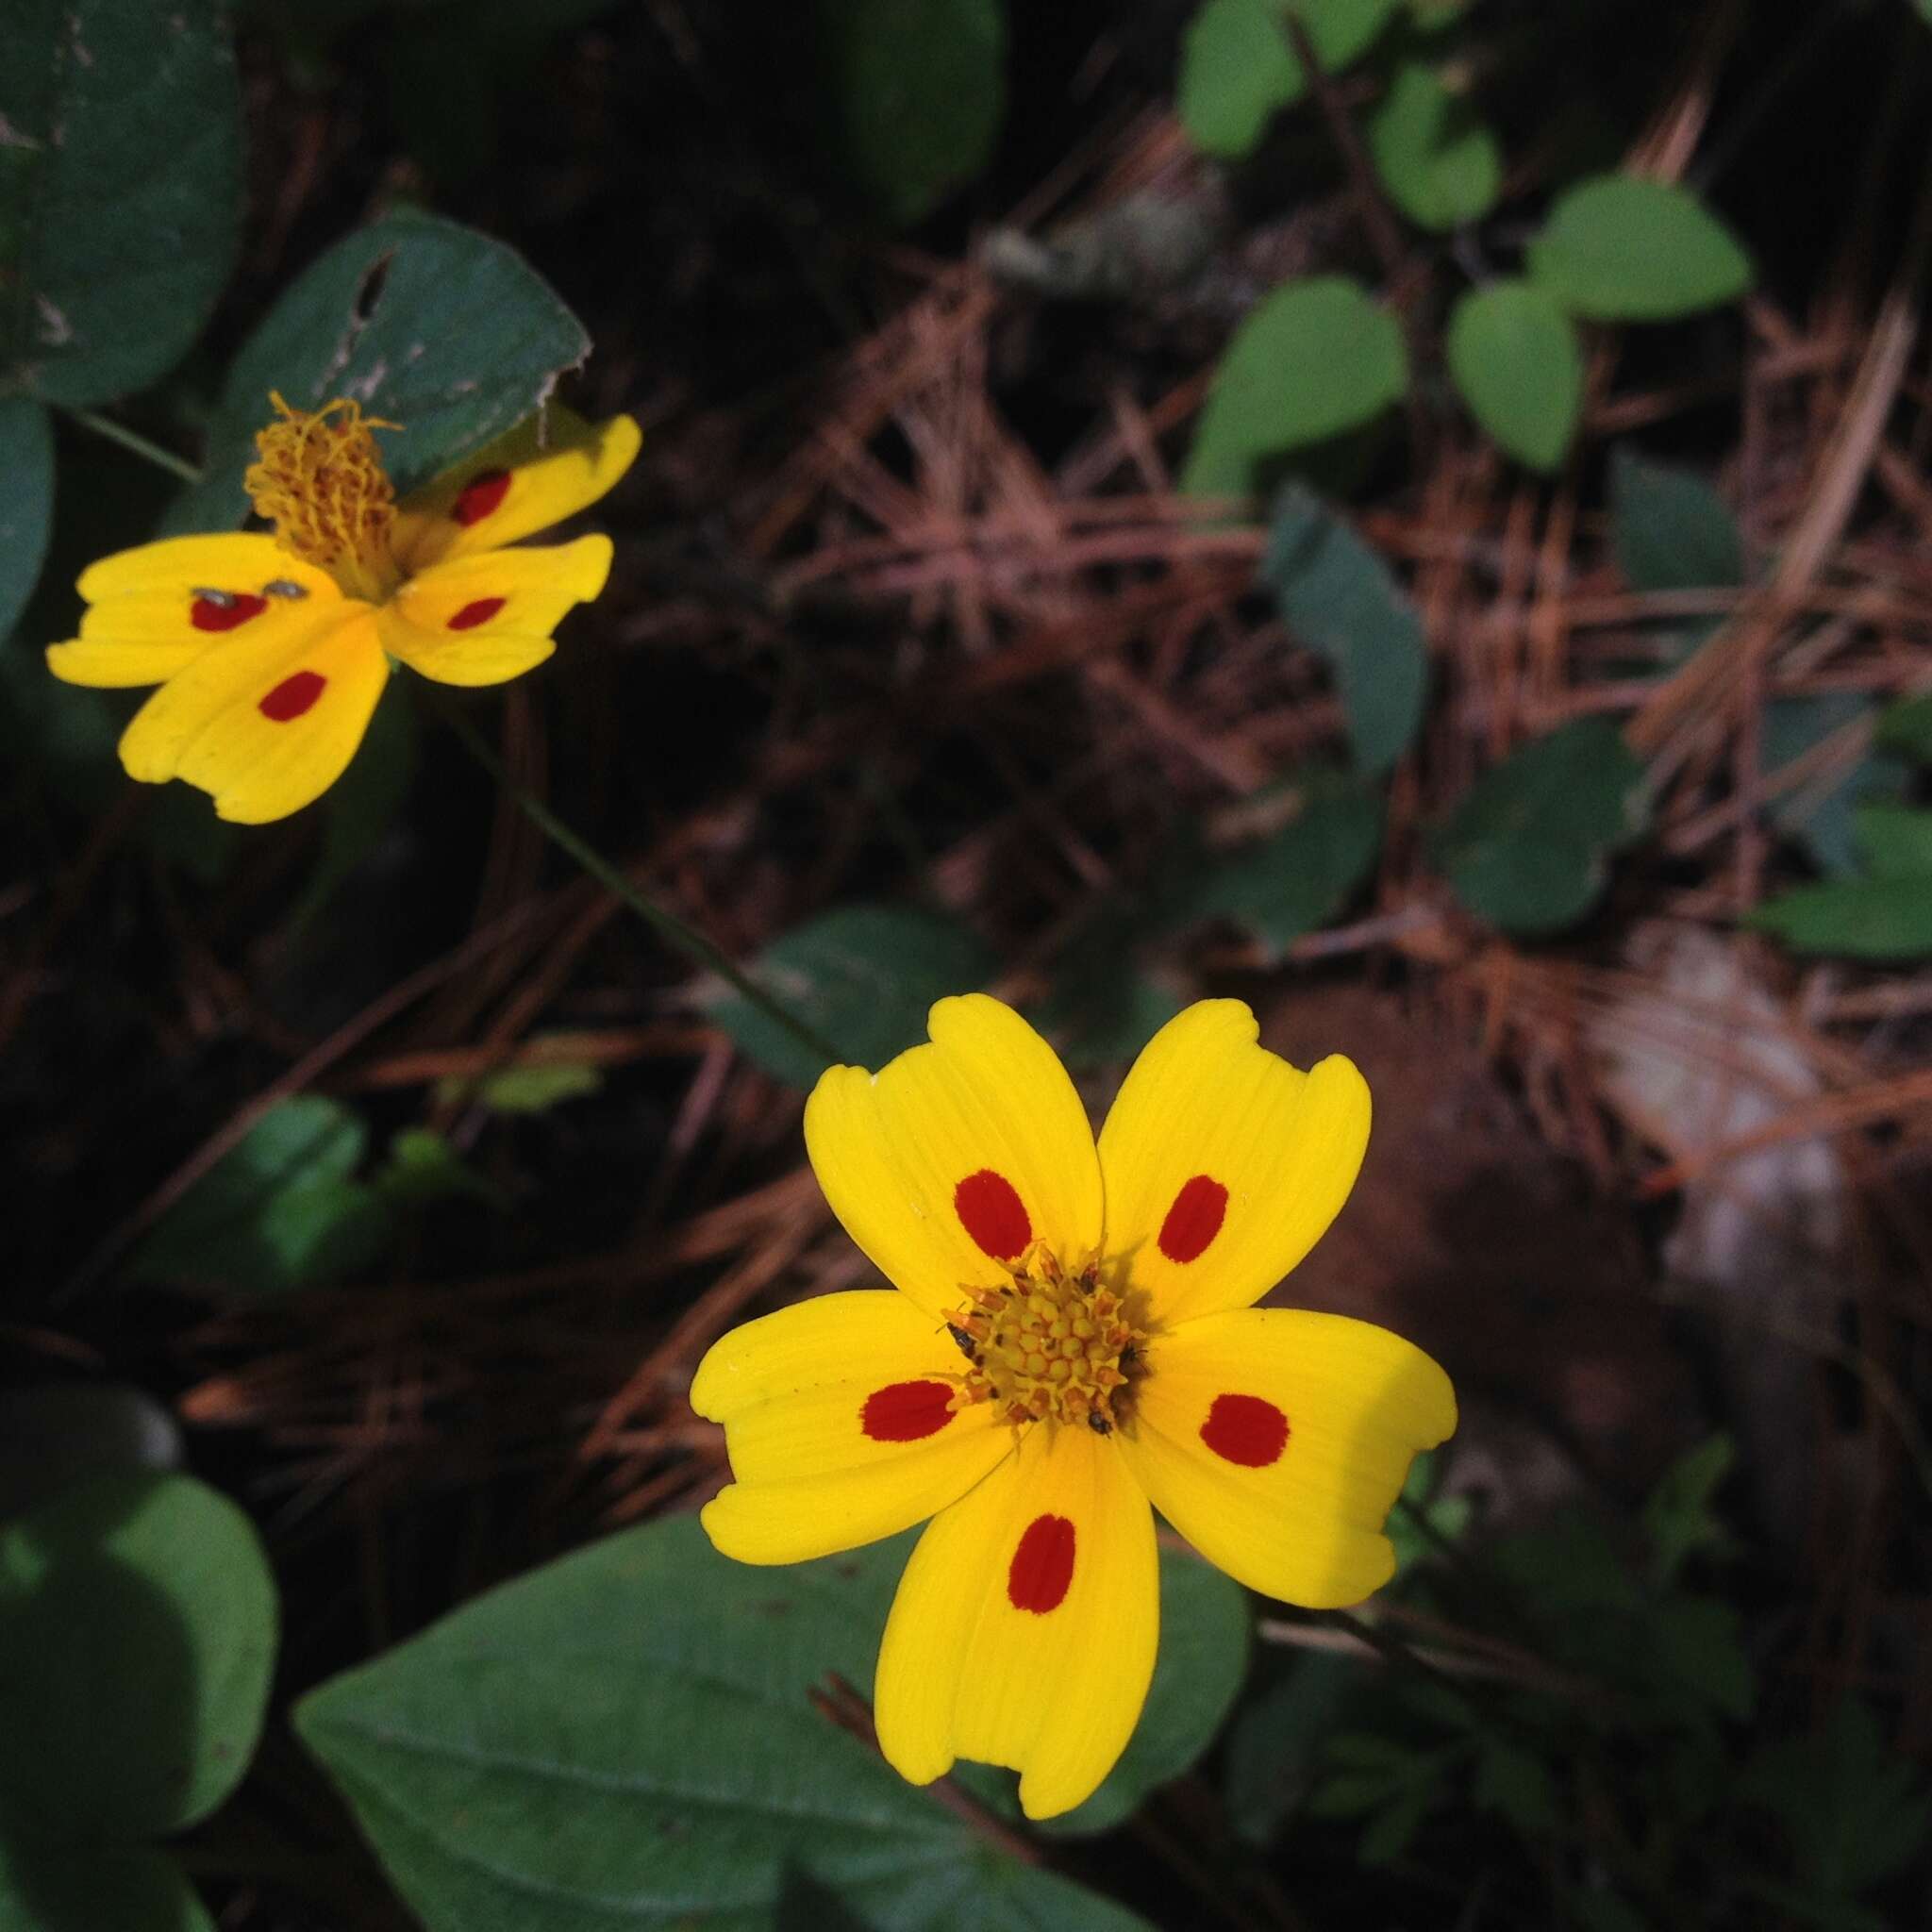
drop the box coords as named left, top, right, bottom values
left=691, top=995, right=1456, bottom=1821
left=46, top=395, right=641, bottom=824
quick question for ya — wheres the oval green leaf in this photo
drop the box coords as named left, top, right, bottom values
left=167, top=213, right=591, bottom=530
left=1445, top=282, right=1582, bottom=472
left=1874, top=689, right=1932, bottom=763
left=1608, top=446, right=1744, bottom=592
left=1182, top=277, right=1408, bottom=499
left=1197, top=772, right=1384, bottom=958
left=0, top=1471, right=277, bottom=1840
left=709, top=903, right=999, bottom=1090
left=0, top=1842, right=214, bottom=1932
left=1367, top=64, right=1502, bottom=232
left=295, top=1514, right=1173, bottom=1931
left=1526, top=175, right=1753, bottom=322
left=0, top=0, right=242, bottom=405
left=1764, top=693, right=1902, bottom=877
left=1179, top=0, right=1401, bottom=158
left=1429, top=716, right=1649, bottom=935
left=132, top=1094, right=391, bottom=1296
left=1746, top=876, right=1932, bottom=960
left=816, top=0, right=1007, bottom=225
left=1258, top=485, right=1428, bottom=772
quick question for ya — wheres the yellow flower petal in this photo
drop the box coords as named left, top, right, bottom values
left=392, top=408, right=641, bottom=573
left=874, top=1419, right=1157, bottom=1821
left=1096, top=1000, right=1370, bottom=1325
left=374, top=535, right=610, bottom=687
left=803, top=995, right=1104, bottom=1321
left=49, top=537, right=342, bottom=690
left=693, top=1291, right=1014, bottom=1566
left=1116, top=1307, right=1455, bottom=1609
left=74, top=533, right=335, bottom=605
left=118, top=608, right=390, bottom=824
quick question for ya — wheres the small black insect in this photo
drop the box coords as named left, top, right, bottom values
left=1119, top=1343, right=1138, bottom=1371
left=190, top=587, right=235, bottom=608
left=263, top=577, right=310, bottom=600
left=945, top=1322, right=978, bottom=1362
left=1088, top=1412, right=1112, bottom=1435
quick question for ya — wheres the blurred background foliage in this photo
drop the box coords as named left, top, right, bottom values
left=4, top=0, right=1932, bottom=1927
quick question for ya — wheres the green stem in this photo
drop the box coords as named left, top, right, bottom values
left=63, top=407, right=204, bottom=485
left=431, top=692, right=845, bottom=1072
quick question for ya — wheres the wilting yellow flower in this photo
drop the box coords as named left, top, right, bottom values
left=46, top=395, right=641, bottom=823
left=691, top=995, right=1456, bottom=1820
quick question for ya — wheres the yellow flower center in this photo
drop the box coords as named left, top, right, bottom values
left=243, top=393, right=401, bottom=602
left=943, top=1241, right=1146, bottom=1433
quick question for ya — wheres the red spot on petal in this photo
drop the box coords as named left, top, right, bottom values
left=1200, top=1393, right=1290, bottom=1468
left=447, top=596, right=506, bottom=631
left=954, top=1169, right=1032, bottom=1260
left=452, top=469, right=511, bottom=526
left=191, top=592, right=268, bottom=632
left=858, top=1379, right=956, bottom=1443
left=258, top=670, right=327, bottom=722
left=1007, top=1513, right=1076, bottom=1614
left=1158, top=1174, right=1228, bottom=1264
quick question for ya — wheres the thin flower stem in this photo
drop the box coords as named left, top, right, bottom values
left=430, top=691, right=845, bottom=1072
left=63, top=407, right=204, bottom=485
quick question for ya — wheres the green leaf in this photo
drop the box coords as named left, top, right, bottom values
left=1746, top=875, right=1932, bottom=960
left=1035, top=950, right=1183, bottom=1074
left=711, top=903, right=999, bottom=1090
left=375, top=1128, right=497, bottom=1208
left=0, top=0, right=242, bottom=405
left=1526, top=175, right=1753, bottom=322
left=1608, top=446, right=1744, bottom=593
left=167, top=213, right=591, bottom=530
left=1492, top=1510, right=1641, bottom=1628
left=1764, top=695, right=1904, bottom=878
left=815, top=0, right=1006, bottom=225
left=1641, top=1434, right=1736, bottom=1586
left=438, top=1054, right=604, bottom=1116
left=1741, top=1700, right=1930, bottom=1898
left=132, top=1095, right=392, bottom=1294
left=1874, top=689, right=1932, bottom=762
left=1259, top=483, right=1427, bottom=772
left=1430, top=716, right=1649, bottom=935
left=0, top=1384, right=180, bottom=1522
left=1196, top=773, right=1383, bottom=956
left=1178, top=0, right=1400, bottom=158
left=1357, top=1782, right=1433, bottom=1865
left=1649, top=1596, right=1754, bottom=1720
left=1367, top=63, right=1501, bottom=231
left=1183, top=278, right=1408, bottom=500
left=0, top=1842, right=214, bottom=1932
left=296, top=1514, right=1159, bottom=1931
left=1384, top=1448, right=1471, bottom=1576
left=0, top=398, right=54, bottom=640
left=1851, top=802, right=1932, bottom=878
left=1445, top=282, right=1582, bottom=472
left=1224, top=1650, right=1361, bottom=1844
left=1472, top=1738, right=1560, bottom=1839
left=0, top=1471, right=276, bottom=1840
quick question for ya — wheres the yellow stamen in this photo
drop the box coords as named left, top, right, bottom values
left=244, top=393, right=401, bottom=601
left=943, top=1241, right=1146, bottom=1435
